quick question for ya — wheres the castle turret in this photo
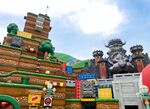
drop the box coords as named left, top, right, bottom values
left=24, top=12, right=52, bottom=43
left=130, top=45, right=147, bottom=72
left=93, top=50, right=103, bottom=65
left=130, top=45, right=143, bottom=56
left=105, top=38, right=126, bottom=49
left=93, top=50, right=107, bottom=79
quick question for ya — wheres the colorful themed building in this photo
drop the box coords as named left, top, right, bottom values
left=0, top=12, right=149, bottom=109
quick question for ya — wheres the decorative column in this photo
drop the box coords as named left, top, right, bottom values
left=21, top=76, right=30, bottom=84
left=99, top=60, right=107, bottom=79
left=93, top=50, right=107, bottom=79
left=130, top=45, right=145, bottom=72
left=75, top=80, right=81, bottom=98
left=62, top=62, right=66, bottom=74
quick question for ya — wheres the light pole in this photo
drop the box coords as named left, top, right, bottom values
left=138, top=85, right=150, bottom=109
left=43, top=82, right=56, bottom=109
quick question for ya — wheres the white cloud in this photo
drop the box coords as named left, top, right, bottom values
left=67, top=1, right=124, bottom=36
left=0, top=27, right=7, bottom=43
left=0, top=0, right=124, bottom=36
left=0, top=0, right=48, bottom=15
left=51, top=0, right=124, bottom=35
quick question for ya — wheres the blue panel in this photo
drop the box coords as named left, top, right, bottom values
left=78, top=73, right=96, bottom=80
left=66, top=66, right=73, bottom=73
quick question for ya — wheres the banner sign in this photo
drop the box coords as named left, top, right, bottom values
left=78, top=73, right=96, bottom=80
left=28, top=94, right=41, bottom=104
left=98, top=88, right=112, bottom=99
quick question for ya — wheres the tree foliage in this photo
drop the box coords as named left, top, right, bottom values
left=7, top=23, right=19, bottom=35
left=39, top=39, right=55, bottom=58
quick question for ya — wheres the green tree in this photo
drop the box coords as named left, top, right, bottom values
left=39, top=39, right=55, bottom=59
left=7, top=23, right=19, bottom=35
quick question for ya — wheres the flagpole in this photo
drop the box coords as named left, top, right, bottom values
left=45, top=6, right=49, bottom=15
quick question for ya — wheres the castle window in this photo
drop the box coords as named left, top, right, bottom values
left=35, top=15, right=45, bottom=32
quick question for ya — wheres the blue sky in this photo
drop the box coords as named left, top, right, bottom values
left=0, top=0, right=149, bottom=60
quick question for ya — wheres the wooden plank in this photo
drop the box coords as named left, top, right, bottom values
left=24, top=25, right=50, bottom=34
left=52, top=99, right=65, bottom=106
left=25, top=20, right=51, bottom=30
left=66, top=102, right=82, bottom=109
left=0, top=45, right=21, bottom=56
left=96, top=102, right=119, bottom=109
left=24, top=29, right=48, bottom=38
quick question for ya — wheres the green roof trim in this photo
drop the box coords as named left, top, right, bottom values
left=20, top=56, right=61, bottom=64
left=40, top=59, right=61, bottom=65
left=16, top=35, right=40, bottom=43
left=95, top=98, right=119, bottom=102
left=66, top=86, right=75, bottom=88
left=32, top=36, right=47, bottom=40
left=32, top=35, right=41, bottom=38
left=0, top=95, right=21, bottom=109
left=65, top=99, right=81, bottom=102
left=0, top=82, right=43, bottom=89
left=0, top=71, right=66, bottom=79
left=65, top=98, right=119, bottom=102
left=73, top=67, right=84, bottom=69
left=20, top=55, right=38, bottom=61
left=7, top=33, right=40, bottom=43
left=0, top=44, right=22, bottom=51
left=0, top=52, right=20, bottom=57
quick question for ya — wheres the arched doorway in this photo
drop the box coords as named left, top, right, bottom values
left=82, top=101, right=96, bottom=109
left=0, top=95, right=20, bottom=109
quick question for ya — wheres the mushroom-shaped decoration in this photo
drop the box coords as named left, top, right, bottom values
left=141, top=64, right=150, bottom=92
left=138, top=64, right=150, bottom=109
